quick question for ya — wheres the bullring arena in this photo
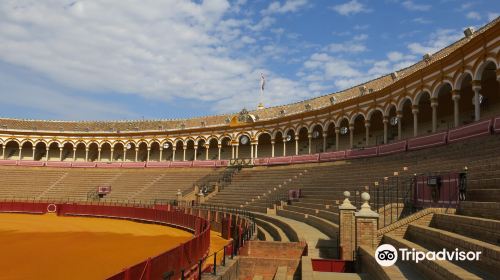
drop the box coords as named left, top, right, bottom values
left=0, top=16, right=500, bottom=280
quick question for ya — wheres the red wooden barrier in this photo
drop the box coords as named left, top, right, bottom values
left=407, top=131, right=447, bottom=151
left=448, top=119, right=491, bottom=143
left=311, top=259, right=353, bottom=272
left=345, top=147, right=378, bottom=159
left=378, top=140, right=407, bottom=156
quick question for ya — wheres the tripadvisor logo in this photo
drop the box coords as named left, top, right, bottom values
left=375, top=244, right=482, bottom=267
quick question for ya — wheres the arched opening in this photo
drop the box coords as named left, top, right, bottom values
left=237, top=134, right=251, bottom=159
left=257, top=133, right=272, bottom=158
left=124, top=143, right=136, bottom=162
left=400, top=99, right=413, bottom=139
left=88, top=143, right=99, bottom=162
left=196, top=139, right=207, bottom=161
left=297, top=127, right=309, bottom=155
left=47, top=142, right=60, bottom=161
left=338, top=118, right=350, bottom=150
left=352, top=114, right=366, bottom=149
left=75, top=143, right=86, bottom=161
left=137, top=142, right=148, bottom=162
left=149, top=142, right=160, bottom=161
left=273, top=132, right=284, bottom=157
left=208, top=138, right=219, bottom=160
left=185, top=139, right=195, bottom=161
left=100, top=143, right=112, bottom=162
left=33, top=142, right=47, bottom=161
left=4, top=141, right=19, bottom=160
left=311, top=125, right=323, bottom=153
left=113, top=143, right=125, bottom=161
left=457, top=73, right=474, bottom=125
left=20, top=141, right=33, bottom=160
left=369, top=110, right=384, bottom=146
left=478, top=61, right=500, bottom=119
left=325, top=122, right=336, bottom=151
left=162, top=142, right=174, bottom=161
left=220, top=137, right=231, bottom=160
left=386, top=105, right=398, bottom=143
left=284, top=130, right=296, bottom=156
left=417, top=92, right=432, bottom=135
left=62, top=142, right=74, bottom=161
left=436, top=83, right=454, bottom=131
left=174, top=141, right=184, bottom=161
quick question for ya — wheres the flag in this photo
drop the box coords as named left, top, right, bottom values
left=260, top=73, right=265, bottom=94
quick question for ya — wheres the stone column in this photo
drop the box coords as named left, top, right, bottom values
left=339, top=191, right=357, bottom=261
left=271, top=141, right=275, bottom=157
left=110, top=148, right=114, bottom=162
left=364, top=120, right=370, bottom=147
left=194, top=146, right=198, bottom=161
left=431, top=98, right=438, bottom=132
left=355, top=192, right=379, bottom=250
left=59, top=147, right=63, bottom=161
left=46, top=148, right=49, bottom=161
left=73, top=148, right=76, bottom=161
left=412, top=106, right=419, bottom=137
left=183, top=146, right=187, bottom=161
left=295, top=138, right=299, bottom=155
left=451, top=89, right=460, bottom=127
left=218, top=145, right=222, bottom=160
left=205, top=144, right=209, bottom=160
left=85, top=148, right=89, bottom=162
left=172, top=148, right=176, bottom=161
left=159, top=147, right=163, bottom=161
left=250, top=144, right=254, bottom=159
left=472, top=80, right=481, bottom=121
left=283, top=141, right=286, bottom=156
left=231, top=145, right=235, bottom=159
left=322, top=132, right=327, bottom=152
left=236, top=144, right=239, bottom=158
left=19, top=147, right=22, bottom=160
left=2, top=146, right=5, bottom=159
left=335, top=128, right=340, bottom=151
left=349, top=124, right=354, bottom=149
left=255, top=143, right=258, bottom=158
left=97, top=148, right=101, bottom=161
left=383, top=117, right=388, bottom=144
left=397, top=111, right=403, bottom=140
left=308, top=133, right=312, bottom=154
left=123, top=148, right=127, bottom=162
left=32, top=147, right=36, bottom=160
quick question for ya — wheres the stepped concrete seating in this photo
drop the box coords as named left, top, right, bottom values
left=0, top=166, right=223, bottom=202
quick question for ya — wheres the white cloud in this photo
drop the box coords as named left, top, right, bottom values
left=262, top=0, right=309, bottom=15
left=466, top=11, right=481, bottom=21
left=487, top=13, right=499, bottom=21
left=331, top=0, right=370, bottom=16
left=326, top=34, right=368, bottom=53
left=412, top=17, right=432, bottom=24
left=401, top=1, right=431, bottom=11
left=407, top=29, right=461, bottom=55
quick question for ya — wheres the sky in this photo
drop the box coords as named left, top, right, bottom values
left=0, top=0, right=498, bottom=121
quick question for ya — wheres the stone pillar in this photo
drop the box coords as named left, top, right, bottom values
left=110, top=148, right=114, bottom=162
left=97, top=148, right=101, bottom=161
left=355, top=192, right=380, bottom=250
left=123, top=148, right=127, bottom=162
left=46, top=148, right=50, bottom=161
left=308, top=133, right=312, bottom=154
left=397, top=111, right=403, bottom=140
left=159, top=147, right=163, bottom=161
left=283, top=141, right=286, bottom=156
left=2, top=146, right=5, bottom=159
left=250, top=144, right=254, bottom=159
left=322, top=133, right=327, bottom=152
left=73, top=148, right=76, bottom=161
left=135, top=148, right=139, bottom=162
left=32, top=147, right=36, bottom=160
left=295, top=138, right=299, bottom=155
left=205, top=144, right=209, bottom=160
left=172, top=148, right=176, bottom=161
left=236, top=144, right=239, bottom=158
left=218, top=145, right=221, bottom=160
left=176, top=189, right=182, bottom=202
left=183, top=146, right=187, bottom=161
left=85, top=148, right=89, bottom=162
left=339, top=191, right=356, bottom=261
left=412, top=106, right=419, bottom=137
left=271, top=141, right=275, bottom=157
left=472, top=80, right=481, bottom=121
left=431, top=98, right=438, bottom=132
left=451, top=89, right=460, bottom=127
left=383, top=117, right=388, bottom=144
left=349, top=124, right=354, bottom=149
left=255, top=143, right=258, bottom=158
left=58, top=147, right=63, bottom=161
left=335, top=128, right=340, bottom=150
left=231, top=145, right=235, bottom=159
left=19, top=147, right=22, bottom=160
left=194, top=146, right=198, bottom=161
left=364, top=120, right=370, bottom=147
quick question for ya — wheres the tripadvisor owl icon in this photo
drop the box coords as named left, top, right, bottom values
left=375, top=244, right=398, bottom=267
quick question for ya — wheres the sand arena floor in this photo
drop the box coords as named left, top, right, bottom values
left=0, top=213, right=228, bottom=280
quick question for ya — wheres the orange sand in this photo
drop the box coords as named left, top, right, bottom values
left=0, top=213, right=227, bottom=280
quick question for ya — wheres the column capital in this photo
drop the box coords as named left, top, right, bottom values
left=396, top=110, right=403, bottom=118
left=335, top=127, right=340, bottom=133
left=383, top=116, right=389, bottom=123
left=364, top=120, right=370, bottom=127
left=322, top=132, right=328, bottom=138
left=431, top=101, right=438, bottom=108
left=471, top=80, right=482, bottom=89
left=355, top=192, right=379, bottom=218
left=349, top=124, right=355, bottom=130
left=339, top=191, right=356, bottom=210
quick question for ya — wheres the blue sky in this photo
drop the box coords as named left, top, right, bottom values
left=0, top=0, right=497, bottom=120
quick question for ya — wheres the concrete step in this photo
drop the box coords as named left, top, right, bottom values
left=276, top=209, right=338, bottom=239
left=431, top=213, right=500, bottom=246
left=458, top=201, right=500, bottom=220
left=467, top=189, right=500, bottom=202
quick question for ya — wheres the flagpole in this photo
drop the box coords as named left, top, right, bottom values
left=258, top=73, right=265, bottom=110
